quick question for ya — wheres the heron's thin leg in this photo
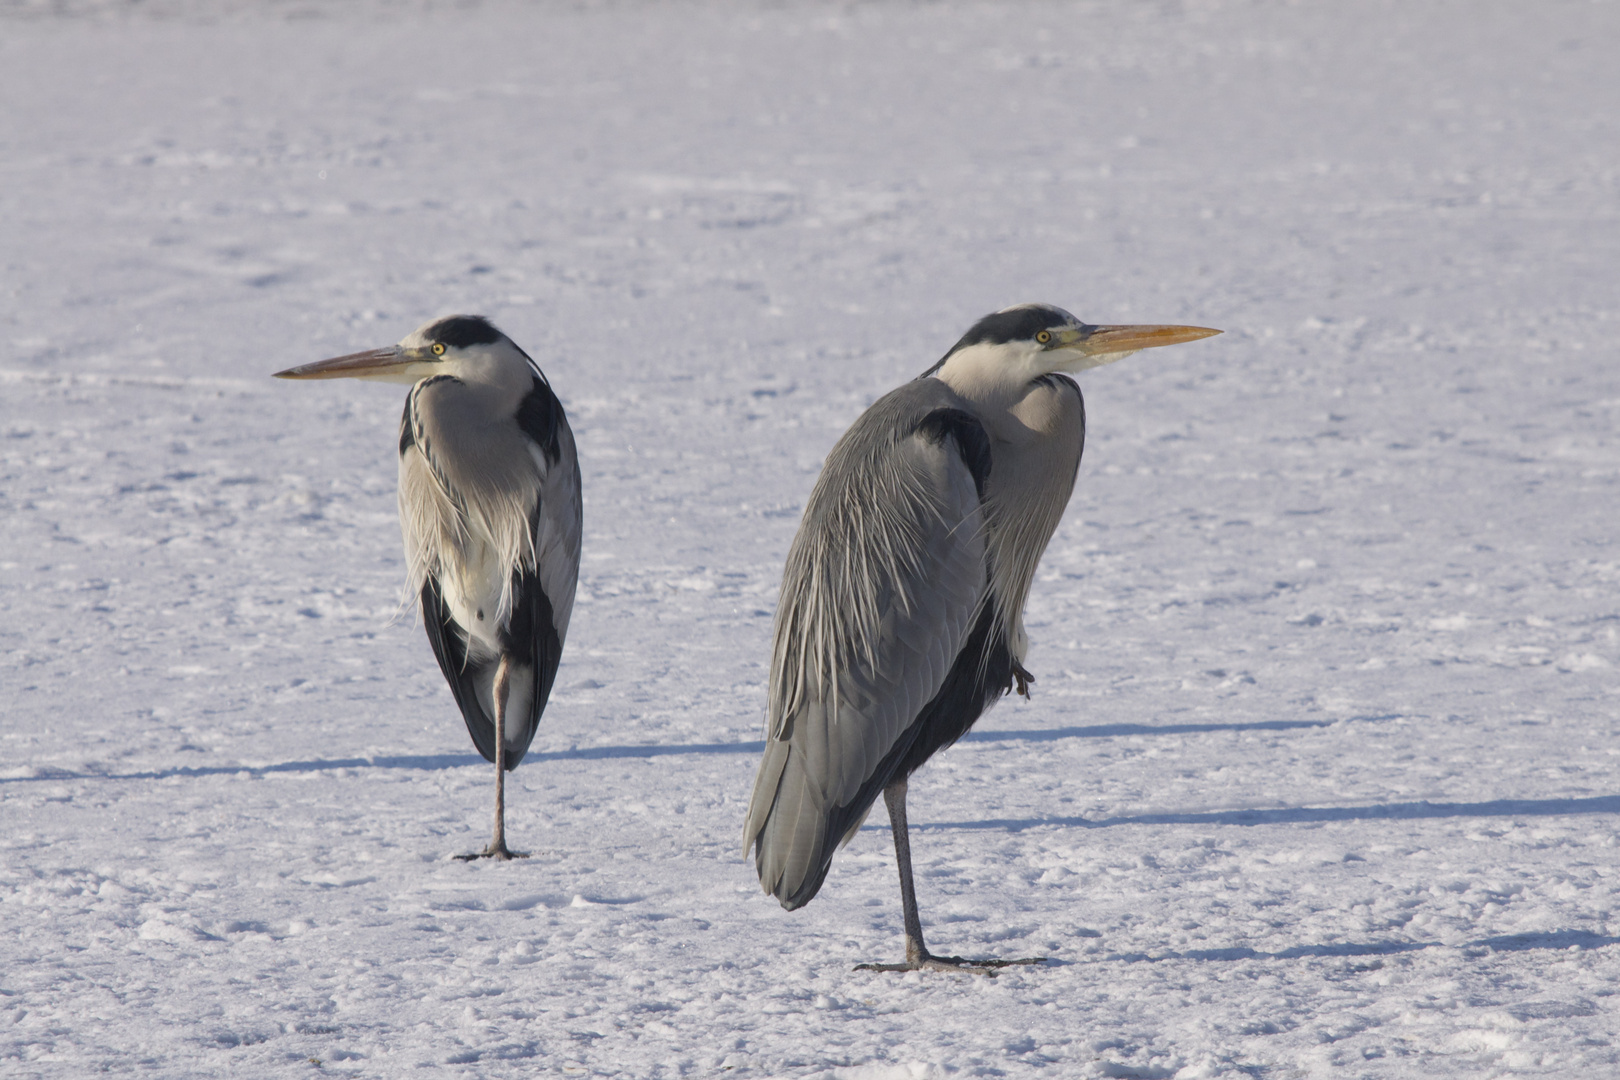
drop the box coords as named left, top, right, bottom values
left=855, top=778, right=1046, bottom=975
left=490, top=653, right=511, bottom=854
left=458, top=654, right=528, bottom=861
left=887, top=779, right=930, bottom=964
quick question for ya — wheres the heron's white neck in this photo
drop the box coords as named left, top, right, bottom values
left=429, top=343, right=537, bottom=402
left=933, top=341, right=1050, bottom=413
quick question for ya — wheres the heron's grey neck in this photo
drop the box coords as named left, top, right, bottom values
left=959, top=373, right=1086, bottom=665
left=933, top=373, right=1048, bottom=445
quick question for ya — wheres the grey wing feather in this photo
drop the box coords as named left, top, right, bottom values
left=521, top=380, right=583, bottom=650
left=744, top=379, right=990, bottom=909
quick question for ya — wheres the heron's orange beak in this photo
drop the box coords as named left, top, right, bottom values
left=273, top=346, right=433, bottom=384
left=1078, top=324, right=1222, bottom=355
left=1049, top=323, right=1221, bottom=372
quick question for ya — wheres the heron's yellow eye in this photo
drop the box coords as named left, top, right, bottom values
left=1035, top=330, right=1052, bottom=344
left=431, top=343, right=446, bottom=356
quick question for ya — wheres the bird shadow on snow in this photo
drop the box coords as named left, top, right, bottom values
left=1, top=717, right=1363, bottom=786
left=2, top=743, right=770, bottom=784
left=531, top=740, right=765, bottom=762
left=535, top=719, right=1369, bottom=759
left=916, top=794, right=1620, bottom=833
left=1107, top=928, right=1620, bottom=965
left=1, top=754, right=486, bottom=783
left=962, top=716, right=1352, bottom=743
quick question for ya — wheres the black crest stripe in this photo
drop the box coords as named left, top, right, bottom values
left=920, top=303, right=1081, bottom=377
left=425, top=314, right=503, bottom=349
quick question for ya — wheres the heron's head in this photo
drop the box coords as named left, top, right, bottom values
left=929, top=303, right=1220, bottom=401
left=274, top=315, right=533, bottom=388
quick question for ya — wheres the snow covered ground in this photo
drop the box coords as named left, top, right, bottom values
left=3, top=0, right=1619, bottom=1075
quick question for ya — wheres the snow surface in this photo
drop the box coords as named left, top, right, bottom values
left=3, top=0, right=1620, bottom=1076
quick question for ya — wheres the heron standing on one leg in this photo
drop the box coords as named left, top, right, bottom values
left=743, top=303, right=1219, bottom=970
left=275, top=315, right=582, bottom=861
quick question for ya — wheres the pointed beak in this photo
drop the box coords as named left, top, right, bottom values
left=1051, top=323, right=1221, bottom=371
left=1077, top=324, right=1222, bottom=354
left=273, top=345, right=432, bottom=383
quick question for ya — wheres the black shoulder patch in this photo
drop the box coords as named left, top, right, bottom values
left=514, top=375, right=562, bottom=466
left=914, top=407, right=992, bottom=499
left=398, top=395, right=415, bottom=455
left=424, top=314, right=503, bottom=349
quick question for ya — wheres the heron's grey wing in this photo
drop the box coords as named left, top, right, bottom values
left=515, top=374, right=583, bottom=648
left=500, top=382, right=582, bottom=767
left=745, top=384, right=992, bottom=910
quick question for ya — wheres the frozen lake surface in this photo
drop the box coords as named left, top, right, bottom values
left=3, top=1, right=1619, bottom=1076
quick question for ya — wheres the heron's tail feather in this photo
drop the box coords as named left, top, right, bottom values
left=741, top=740, right=789, bottom=859
left=748, top=744, right=838, bottom=911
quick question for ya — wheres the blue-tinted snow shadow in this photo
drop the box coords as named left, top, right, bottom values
left=7, top=717, right=1395, bottom=785
left=2, top=754, right=485, bottom=783
left=2, top=744, right=769, bottom=784
left=916, top=794, right=1620, bottom=832
left=1110, top=940, right=1433, bottom=963
left=531, top=740, right=765, bottom=762
left=1109, top=928, right=1620, bottom=964
left=531, top=719, right=1374, bottom=760
left=963, top=714, right=1399, bottom=744
left=965, top=718, right=1334, bottom=744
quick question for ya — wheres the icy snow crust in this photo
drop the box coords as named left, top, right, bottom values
left=3, top=0, right=1619, bottom=1076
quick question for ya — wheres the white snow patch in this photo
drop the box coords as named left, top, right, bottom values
left=4, top=1, right=1620, bottom=1077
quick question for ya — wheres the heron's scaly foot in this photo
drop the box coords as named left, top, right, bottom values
left=454, top=843, right=530, bottom=862
left=855, top=936, right=1047, bottom=976
left=1012, top=662, right=1036, bottom=699
left=855, top=951, right=1047, bottom=977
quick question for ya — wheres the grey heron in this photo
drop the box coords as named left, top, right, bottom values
left=274, top=315, right=582, bottom=861
left=743, top=303, right=1219, bottom=971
